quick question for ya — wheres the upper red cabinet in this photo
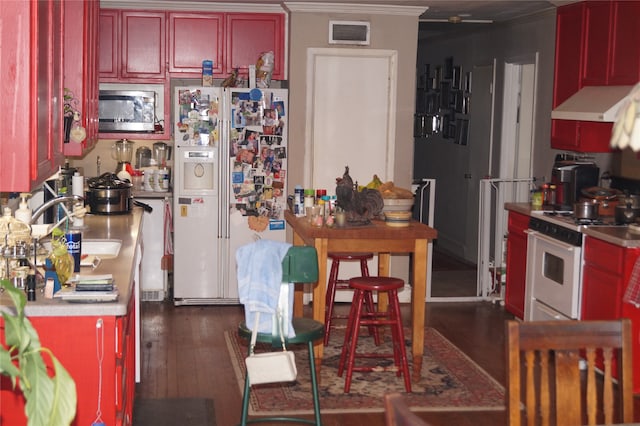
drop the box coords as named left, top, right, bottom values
left=0, top=0, right=64, bottom=192
left=225, top=13, right=285, bottom=80
left=168, top=12, right=224, bottom=75
left=551, top=1, right=640, bottom=153
left=64, top=0, right=100, bottom=157
left=101, top=10, right=285, bottom=82
left=99, top=10, right=166, bottom=82
left=608, top=1, right=640, bottom=84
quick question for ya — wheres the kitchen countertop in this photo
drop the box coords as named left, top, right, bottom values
left=0, top=208, right=143, bottom=317
left=505, top=202, right=640, bottom=248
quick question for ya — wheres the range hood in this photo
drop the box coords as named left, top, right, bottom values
left=551, top=85, right=633, bottom=122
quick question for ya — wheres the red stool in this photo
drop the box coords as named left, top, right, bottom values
left=338, top=276, right=411, bottom=393
left=324, top=252, right=377, bottom=346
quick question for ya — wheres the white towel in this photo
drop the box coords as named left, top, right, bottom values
left=236, top=239, right=294, bottom=337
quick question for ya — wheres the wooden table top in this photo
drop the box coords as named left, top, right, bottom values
left=284, top=210, right=438, bottom=241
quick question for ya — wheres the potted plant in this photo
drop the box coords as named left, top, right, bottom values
left=0, top=279, right=77, bottom=425
left=63, top=88, right=79, bottom=143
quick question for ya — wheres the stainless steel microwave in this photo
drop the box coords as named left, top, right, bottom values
left=98, top=90, right=156, bottom=132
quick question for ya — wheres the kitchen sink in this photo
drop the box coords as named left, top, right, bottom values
left=42, top=238, right=122, bottom=259
left=82, top=239, right=122, bottom=258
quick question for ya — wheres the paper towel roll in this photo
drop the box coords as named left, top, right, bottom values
left=72, top=173, right=84, bottom=197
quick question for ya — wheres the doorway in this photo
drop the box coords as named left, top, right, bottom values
left=305, top=47, right=402, bottom=301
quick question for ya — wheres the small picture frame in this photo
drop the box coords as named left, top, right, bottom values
left=463, top=95, right=471, bottom=115
left=452, top=66, right=462, bottom=89
left=434, top=66, right=442, bottom=87
left=444, top=57, right=454, bottom=80
left=439, top=81, right=451, bottom=109
left=457, top=119, right=469, bottom=146
left=464, top=71, right=472, bottom=93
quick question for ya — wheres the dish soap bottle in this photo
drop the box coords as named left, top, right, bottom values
left=48, top=229, right=73, bottom=287
left=14, top=193, right=32, bottom=224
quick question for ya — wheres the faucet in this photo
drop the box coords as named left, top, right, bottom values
left=30, top=195, right=84, bottom=225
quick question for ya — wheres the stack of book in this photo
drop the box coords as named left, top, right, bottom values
left=54, top=274, right=118, bottom=302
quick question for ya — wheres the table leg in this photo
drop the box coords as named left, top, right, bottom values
left=411, top=239, right=428, bottom=378
left=377, top=252, right=390, bottom=311
left=292, top=231, right=305, bottom=318
left=312, top=238, right=328, bottom=365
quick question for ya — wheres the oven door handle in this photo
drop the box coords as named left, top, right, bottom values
left=525, top=229, right=580, bottom=252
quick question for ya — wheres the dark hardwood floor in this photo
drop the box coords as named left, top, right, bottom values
left=136, top=248, right=640, bottom=425
left=137, top=300, right=512, bottom=426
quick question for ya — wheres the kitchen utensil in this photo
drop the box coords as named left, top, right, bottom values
left=573, top=200, right=599, bottom=220
left=135, top=146, right=152, bottom=169
left=86, top=173, right=133, bottom=215
left=152, top=142, right=171, bottom=167
left=580, top=186, right=622, bottom=216
left=111, top=139, right=135, bottom=175
left=615, top=203, right=640, bottom=224
left=617, top=193, right=640, bottom=209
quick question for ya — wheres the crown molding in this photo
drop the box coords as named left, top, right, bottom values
left=283, top=2, right=427, bottom=16
left=99, top=1, right=286, bottom=13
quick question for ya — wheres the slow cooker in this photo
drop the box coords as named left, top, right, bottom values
left=86, top=173, right=151, bottom=214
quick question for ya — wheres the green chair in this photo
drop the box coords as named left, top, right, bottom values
left=238, top=246, right=324, bottom=426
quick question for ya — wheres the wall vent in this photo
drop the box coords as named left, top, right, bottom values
left=329, top=20, right=370, bottom=45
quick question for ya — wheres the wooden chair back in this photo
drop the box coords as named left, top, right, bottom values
left=505, top=319, right=633, bottom=426
left=384, top=393, right=430, bottom=426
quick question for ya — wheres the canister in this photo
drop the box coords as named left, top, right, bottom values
left=65, top=230, right=82, bottom=273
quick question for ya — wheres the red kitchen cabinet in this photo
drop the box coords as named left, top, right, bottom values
left=0, top=295, right=136, bottom=426
left=64, top=0, right=100, bottom=157
left=0, top=0, right=65, bottom=192
left=582, top=237, right=627, bottom=320
left=168, top=12, right=224, bottom=76
left=551, top=1, right=640, bottom=153
left=608, top=1, right=640, bottom=84
left=98, top=10, right=119, bottom=79
left=582, top=1, right=640, bottom=86
left=581, top=2, right=611, bottom=86
left=583, top=236, right=640, bottom=393
left=505, top=211, right=529, bottom=319
left=99, top=10, right=166, bottom=82
left=225, top=13, right=285, bottom=80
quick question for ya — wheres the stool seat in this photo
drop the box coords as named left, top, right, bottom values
left=349, top=276, right=404, bottom=292
left=324, top=252, right=375, bottom=346
left=238, top=317, right=325, bottom=345
left=238, top=317, right=324, bottom=426
left=328, top=252, right=374, bottom=261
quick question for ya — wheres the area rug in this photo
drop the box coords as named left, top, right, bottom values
left=225, top=327, right=505, bottom=415
left=132, top=398, right=216, bottom=426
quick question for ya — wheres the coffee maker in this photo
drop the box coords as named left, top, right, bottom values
left=551, top=156, right=599, bottom=211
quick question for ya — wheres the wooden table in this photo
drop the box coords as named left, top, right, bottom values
left=285, top=210, right=437, bottom=376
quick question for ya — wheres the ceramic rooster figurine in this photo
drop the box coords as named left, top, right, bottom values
left=335, top=166, right=384, bottom=225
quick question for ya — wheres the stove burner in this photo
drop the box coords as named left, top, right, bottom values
left=543, top=211, right=572, bottom=217
left=575, top=218, right=604, bottom=225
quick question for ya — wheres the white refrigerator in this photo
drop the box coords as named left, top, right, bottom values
left=173, top=86, right=288, bottom=305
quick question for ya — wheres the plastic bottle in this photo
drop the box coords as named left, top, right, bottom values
left=14, top=193, right=32, bottom=224
left=48, top=232, right=73, bottom=287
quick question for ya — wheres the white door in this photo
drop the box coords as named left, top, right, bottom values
left=305, top=48, right=397, bottom=188
left=305, top=48, right=399, bottom=301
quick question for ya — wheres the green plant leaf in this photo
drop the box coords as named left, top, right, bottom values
left=1, top=278, right=77, bottom=426
left=22, top=350, right=52, bottom=424
left=0, top=346, right=20, bottom=382
left=47, top=355, right=77, bottom=426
